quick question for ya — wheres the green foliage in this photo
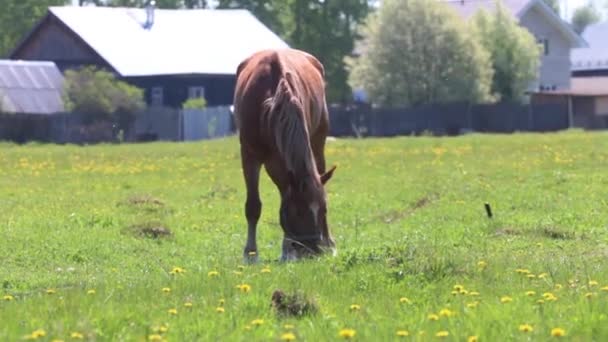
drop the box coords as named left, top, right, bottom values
left=217, top=0, right=372, bottom=103
left=472, top=3, right=540, bottom=103
left=347, top=0, right=493, bottom=106
left=63, top=66, right=145, bottom=120
left=542, top=0, right=560, bottom=14
left=182, top=97, right=207, bottom=110
left=1, top=132, right=608, bottom=340
left=0, top=0, right=68, bottom=57
left=571, top=3, right=602, bottom=34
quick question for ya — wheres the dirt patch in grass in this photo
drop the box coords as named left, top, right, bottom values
left=379, top=193, right=439, bottom=224
left=493, top=226, right=577, bottom=240
left=540, top=227, right=576, bottom=240
left=271, top=290, right=319, bottom=318
left=119, top=194, right=166, bottom=212
left=124, top=221, right=172, bottom=239
left=494, top=227, right=522, bottom=236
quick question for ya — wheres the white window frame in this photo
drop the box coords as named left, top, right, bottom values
left=150, top=86, right=164, bottom=106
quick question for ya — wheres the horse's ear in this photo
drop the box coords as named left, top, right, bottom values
left=320, top=165, right=337, bottom=185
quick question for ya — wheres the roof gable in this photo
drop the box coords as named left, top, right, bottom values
left=446, top=0, right=586, bottom=48
left=572, top=22, right=608, bottom=71
left=44, top=6, right=289, bottom=77
left=0, top=60, right=65, bottom=114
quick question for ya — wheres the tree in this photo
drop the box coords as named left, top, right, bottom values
left=472, top=3, right=540, bottom=103
left=0, top=0, right=68, bottom=57
left=63, top=66, right=145, bottom=123
left=346, top=0, right=493, bottom=106
left=571, top=3, right=602, bottom=34
left=543, top=0, right=560, bottom=14
left=217, top=0, right=372, bottom=103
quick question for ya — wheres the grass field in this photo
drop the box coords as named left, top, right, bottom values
left=1, top=131, right=608, bottom=341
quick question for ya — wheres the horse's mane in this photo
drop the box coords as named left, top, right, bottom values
left=262, top=71, right=317, bottom=176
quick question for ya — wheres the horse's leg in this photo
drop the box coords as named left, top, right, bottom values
left=241, top=150, right=262, bottom=263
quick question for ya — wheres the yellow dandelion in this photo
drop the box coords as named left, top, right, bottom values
left=600, top=286, right=608, bottom=292
left=589, top=280, right=598, bottom=287
left=350, top=304, right=361, bottom=311
left=500, top=296, right=513, bottom=303
left=157, top=325, right=168, bottom=333
left=233, top=271, right=243, bottom=276
left=468, top=291, right=480, bottom=296
left=538, top=273, right=548, bottom=279
left=460, top=289, right=469, bottom=295
left=281, top=332, right=296, bottom=341
left=551, top=328, right=566, bottom=337
left=169, top=266, right=185, bottom=275
left=477, top=260, right=487, bottom=268
left=3, top=295, right=14, bottom=301
left=537, top=299, right=545, bottom=305
left=451, top=290, right=459, bottom=296
left=218, top=298, right=225, bottom=306
left=237, top=284, right=251, bottom=293
left=70, top=332, right=84, bottom=339
left=527, top=274, right=536, bottom=279
left=46, top=289, right=56, bottom=295
left=162, top=287, right=171, bottom=293
left=184, top=302, right=193, bottom=308
left=399, top=297, right=411, bottom=304
left=436, top=331, right=449, bottom=338
left=51, top=339, right=64, bottom=342
left=284, top=324, right=295, bottom=330
left=86, top=289, right=96, bottom=295
left=555, top=284, right=563, bottom=290
left=237, top=265, right=246, bottom=270
left=396, top=330, right=409, bottom=337
left=244, top=325, right=251, bottom=331
left=468, top=336, right=478, bottom=342
left=168, top=308, right=178, bottom=315
left=339, top=328, right=356, bottom=339
left=216, top=307, right=225, bottom=313
left=261, top=267, right=271, bottom=274
left=428, top=314, right=439, bottom=321
left=148, top=334, right=163, bottom=341
left=519, top=324, right=533, bottom=333
left=251, top=319, right=264, bottom=326
left=453, top=284, right=464, bottom=292
left=584, top=292, right=595, bottom=299
left=438, top=308, right=454, bottom=317
left=208, top=271, right=219, bottom=277
left=515, top=269, right=531, bottom=275
left=467, top=302, right=479, bottom=309
left=29, top=329, right=46, bottom=339
left=542, top=292, right=555, bottom=299
left=526, top=291, right=536, bottom=296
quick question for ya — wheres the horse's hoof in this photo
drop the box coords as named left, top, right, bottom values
left=243, top=251, right=259, bottom=264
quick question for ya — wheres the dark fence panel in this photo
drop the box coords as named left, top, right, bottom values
left=329, top=102, right=569, bottom=137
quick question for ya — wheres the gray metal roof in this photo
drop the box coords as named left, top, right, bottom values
left=48, top=6, right=289, bottom=77
left=571, top=22, right=608, bottom=72
left=0, top=60, right=65, bottom=114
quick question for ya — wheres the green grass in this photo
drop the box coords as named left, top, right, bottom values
left=1, top=131, right=608, bottom=341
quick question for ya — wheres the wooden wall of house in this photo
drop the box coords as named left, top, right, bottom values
left=11, top=14, right=108, bottom=72
left=596, top=96, right=608, bottom=116
left=128, top=75, right=237, bottom=107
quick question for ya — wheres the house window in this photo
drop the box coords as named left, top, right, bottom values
left=188, top=86, right=205, bottom=99
left=150, top=86, right=164, bottom=106
left=537, top=38, right=549, bottom=56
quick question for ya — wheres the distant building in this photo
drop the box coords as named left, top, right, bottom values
left=10, top=6, right=288, bottom=108
left=447, top=0, right=586, bottom=92
left=571, top=21, right=608, bottom=77
left=0, top=60, right=65, bottom=114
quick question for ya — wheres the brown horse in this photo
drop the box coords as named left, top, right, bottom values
left=233, top=49, right=336, bottom=262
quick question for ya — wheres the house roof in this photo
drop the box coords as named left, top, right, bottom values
left=571, top=22, right=608, bottom=72
left=533, top=77, right=608, bottom=96
left=0, top=60, right=65, bottom=114
left=445, top=0, right=586, bottom=48
left=41, top=6, right=289, bottom=77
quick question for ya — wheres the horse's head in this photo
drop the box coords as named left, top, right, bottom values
left=280, top=166, right=336, bottom=261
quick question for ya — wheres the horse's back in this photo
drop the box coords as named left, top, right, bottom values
left=234, top=49, right=327, bottom=156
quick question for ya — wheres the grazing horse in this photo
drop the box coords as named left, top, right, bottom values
left=234, top=49, right=336, bottom=262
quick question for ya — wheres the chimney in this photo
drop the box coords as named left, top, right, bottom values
left=144, top=0, right=155, bottom=29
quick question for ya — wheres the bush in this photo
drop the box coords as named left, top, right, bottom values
left=182, top=97, right=207, bottom=110
left=63, top=66, right=145, bottom=123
